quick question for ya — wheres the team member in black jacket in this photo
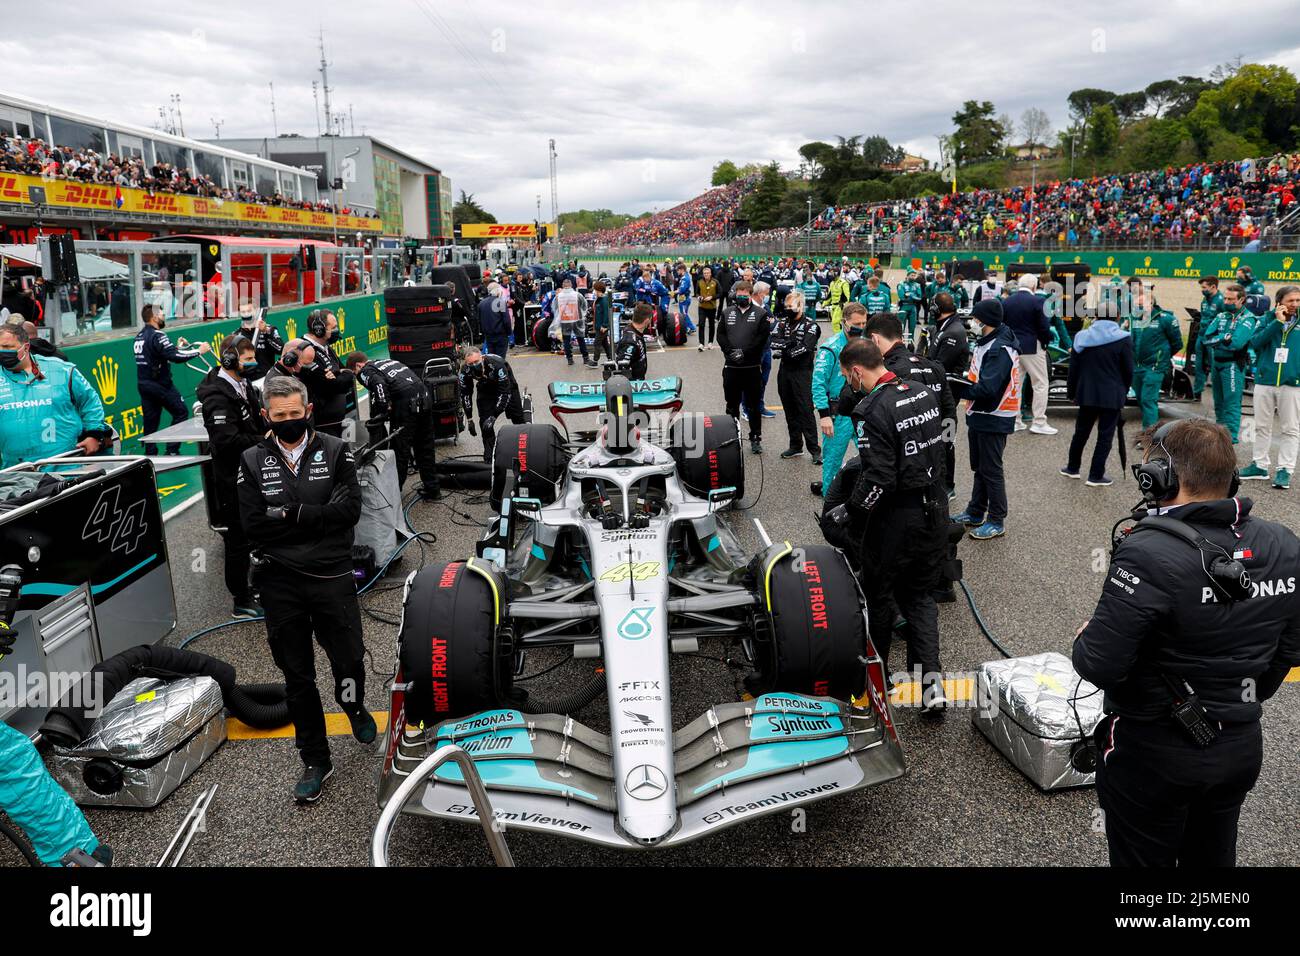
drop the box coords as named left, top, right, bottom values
left=927, top=292, right=969, bottom=376
left=345, top=353, right=440, bottom=498
left=196, top=335, right=264, bottom=618
left=615, top=303, right=653, bottom=381
left=458, top=347, right=526, bottom=462
left=237, top=374, right=370, bottom=804
left=774, top=291, right=822, bottom=459
left=235, top=304, right=283, bottom=382
left=134, top=303, right=210, bottom=455
left=1075, top=418, right=1300, bottom=866
left=825, top=338, right=950, bottom=712
left=717, top=281, right=772, bottom=454
left=867, top=312, right=958, bottom=498
left=297, top=309, right=356, bottom=438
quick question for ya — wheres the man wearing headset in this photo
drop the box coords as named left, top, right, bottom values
left=298, top=309, right=356, bottom=439
left=197, top=335, right=265, bottom=618
left=1073, top=418, right=1300, bottom=866
left=458, top=347, right=526, bottom=463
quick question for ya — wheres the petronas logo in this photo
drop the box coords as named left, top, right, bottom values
left=91, top=355, right=118, bottom=405
left=286, top=318, right=298, bottom=341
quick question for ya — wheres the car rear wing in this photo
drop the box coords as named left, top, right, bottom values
left=547, top=375, right=683, bottom=437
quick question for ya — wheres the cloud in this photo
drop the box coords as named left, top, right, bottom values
left=9, top=0, right=1300, bottom=222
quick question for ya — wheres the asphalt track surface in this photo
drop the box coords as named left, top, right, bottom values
left=4, top=324, right=1297, bottom=868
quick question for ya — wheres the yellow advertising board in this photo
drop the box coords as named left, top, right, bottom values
left=458, top=222, right=557, bottom=239
left=0, top=172, right=382, bottom=233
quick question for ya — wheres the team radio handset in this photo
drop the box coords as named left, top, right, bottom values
left=1162, top=674, right=1218, bottom=747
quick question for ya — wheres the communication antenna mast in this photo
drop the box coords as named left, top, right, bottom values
left=312, top=81, right=320, bottom=136
left=211, top=117, right=224, bottom=139
left=269, top=82, right=279, bottom=136
left=171, top=93, right=185, bottom=138
left=318, top=29, right=334, bottom=137
left=548, top=138, right=558, bottom=226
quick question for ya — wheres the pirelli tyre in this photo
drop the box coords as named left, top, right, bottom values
left=661, top=310, right=690, bottom=346
left=398, top=559, right=512, bottom=724
left=668, top=412, right=744, bottom=502
left=489, top=422, right=570, bottom=512
left=749, top=543, right=867, bottom=701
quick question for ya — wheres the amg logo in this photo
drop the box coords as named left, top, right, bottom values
left=766, top=715, right=833, bottom=735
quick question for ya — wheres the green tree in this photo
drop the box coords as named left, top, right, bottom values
left=1144, top=79, right=1181, bottom=117
left=453, top=191, right=496, bottom=227
left=1184, top=99, right=1221, bottom=157
left=1201, top=63, right=1299, bottom=149
left=711, top=160, right=740, bottom=186
left=1112, top=91, right=1149, bottom=124
left=1088, top=104, right=1120, bottom=157
left=739, top=162, right=789, bottom=231
left=951, top=100, right=1008, bottom=165
left=860, top=135, right=903, bottom=168
left=837, top=179, right=891, bottom=205
left=1121, top=117, right=1191, bottom=169
left=1067, top=88, right=1116, bottom=128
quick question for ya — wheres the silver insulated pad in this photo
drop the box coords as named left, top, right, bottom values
left=48, top=676, right=226, bottom=808
left=971, top=651, right=1104, bottom=791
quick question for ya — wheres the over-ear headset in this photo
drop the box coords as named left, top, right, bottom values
left=220, top=335, right=251, bottom=372
left=1131, top=421, right=1240, bottom=503
left=307, top=309, right=328, bottom=338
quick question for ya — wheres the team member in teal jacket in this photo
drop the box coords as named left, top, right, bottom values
left=1237, top=266, right=1266, bottom=298
left=0, top=322, right=110, bottom=468
left=855, top=274, right=891, bottom=315
left=811, top=302, right=867, bottom=496
left=896, top=271, right=924, bottom=341
left=1127, top=283, right=1185, bottom=428
left=925, top=273, right=954, bottom=317
left=1241, top=285, right=1300, bottom=488
left=1202, top=284, right=1257, bottom=442
left=1193, top=276, right=1226, bottom=395
left=799, top=275, right=822, bottom=320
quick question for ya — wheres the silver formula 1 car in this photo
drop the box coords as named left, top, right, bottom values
left=373, top=371, right=904, bottom=860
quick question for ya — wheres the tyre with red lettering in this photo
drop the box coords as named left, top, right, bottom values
left=398, top=560, right=512, bottom=724
left=489, top=423, right=570, bottom=512
left=668, top=412, right=744, bottom=502
left=748, top=544, right=866, bottom=700
left=661, top=311, right=689, bottom=346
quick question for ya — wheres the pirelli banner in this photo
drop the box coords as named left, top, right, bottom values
left=0, top=172, right=383, bottom=233
left=909, top=249, right=1300, bottom=284
left=457, top=222, right=557, bottom=239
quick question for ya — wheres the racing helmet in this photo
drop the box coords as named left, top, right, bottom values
left=602, top=374, right=637, bottom=454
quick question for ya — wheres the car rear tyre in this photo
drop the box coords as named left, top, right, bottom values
left=669, top=412, right=744, bottom=501
left=489, top=423, right=570, bottom=512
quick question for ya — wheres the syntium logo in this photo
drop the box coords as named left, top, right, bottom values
left=462, top=735, right=514, bottom=754
left=766, top=715, right=833, bottom=736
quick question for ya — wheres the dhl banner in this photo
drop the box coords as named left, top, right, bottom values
left=0, top=172, right=382, bottom=233
left=458, top=222, right=556, bottom=239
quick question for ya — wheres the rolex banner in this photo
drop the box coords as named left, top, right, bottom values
left=62, top=292, right=390, bottom=515
left=906, top=250, right=1300, bottom=283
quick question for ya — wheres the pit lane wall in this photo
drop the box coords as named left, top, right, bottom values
left=61, top=292, right=390, bottom=516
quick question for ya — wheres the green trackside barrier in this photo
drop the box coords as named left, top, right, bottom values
left=61, top=291, right=390, bottom=517
left=572, top=249, right=1300, bottom=281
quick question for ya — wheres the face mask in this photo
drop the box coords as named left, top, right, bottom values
left=241, top=361, right=259, bottom=374
left=268, top=416, right=309, bottom=443
left=327, top=330, right=340, bottom=344
left=735, top=295, right=750, bottom=307
left=0, top=349, right=21, bottom=370
left=156, top=318, right=166, bottom=330
left=847, top=325, right=864, bottom=338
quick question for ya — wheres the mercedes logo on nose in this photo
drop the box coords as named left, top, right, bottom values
left=624, top=764, right=668, bottom=801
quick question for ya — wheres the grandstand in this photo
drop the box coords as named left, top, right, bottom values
left=568, top=153, right=1300, bottom=255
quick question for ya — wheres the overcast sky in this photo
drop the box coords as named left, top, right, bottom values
left=8, top=0, right=1300, bottom=221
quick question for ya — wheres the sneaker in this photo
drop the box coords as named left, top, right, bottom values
left=698, top=344, right=705, bottom=352
left=968, top=521, right=1006, bottom=540
left=947, top=487, right=957, bottom=501
left=1086, top=475, right=1114, bottom=487
left=950, top=511, right=984, bottom=526
left=1239, top=463, right=1270, bottom=481
left=1059, top=467, right=1081, bottom=479
left=585, top=360, right=599, bottom=368
left=780, top=448, right=805, bottom=459
left=566, top=358, right=575, bottom=366
left=920, top=675, right=949, bottom=716
left=1029, top=423, right=1059, bottom=435
left=1014, top=420, right=1028, bottom=432
left=232, top=599, right=263, bottom=619
left=1273, top=468, right=1291, bottom=489
left=750, top=439, right=763, bottom=455
left=932, top=586, right=957, bottom=604
left=761, top=408, right=776, bottom=419
left=812, top=454, right=823, bottom=465
left=739, top=408, right=749, bottom=421
left=810, top=481, right=823, bottom=497
left=348, top=710, right=377, bottom=744
left=293, top=763, right=335, bottom=804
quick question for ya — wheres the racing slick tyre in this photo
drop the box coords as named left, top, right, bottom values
left=398, top=559, right=512, bottom=724
left=531, top=317, right=554, bottom=352
left=668, top=412, right=744, bottom=502
left=489, top=423, right=570, bottom=512
left=749, top=544, right=866, bottom=701
left=661, top=312, right=689, bottom=346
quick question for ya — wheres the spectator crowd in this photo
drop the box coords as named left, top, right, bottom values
left=0, top=132, right=351, bottom=214
left=566, top=177, right=756, bottom=247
